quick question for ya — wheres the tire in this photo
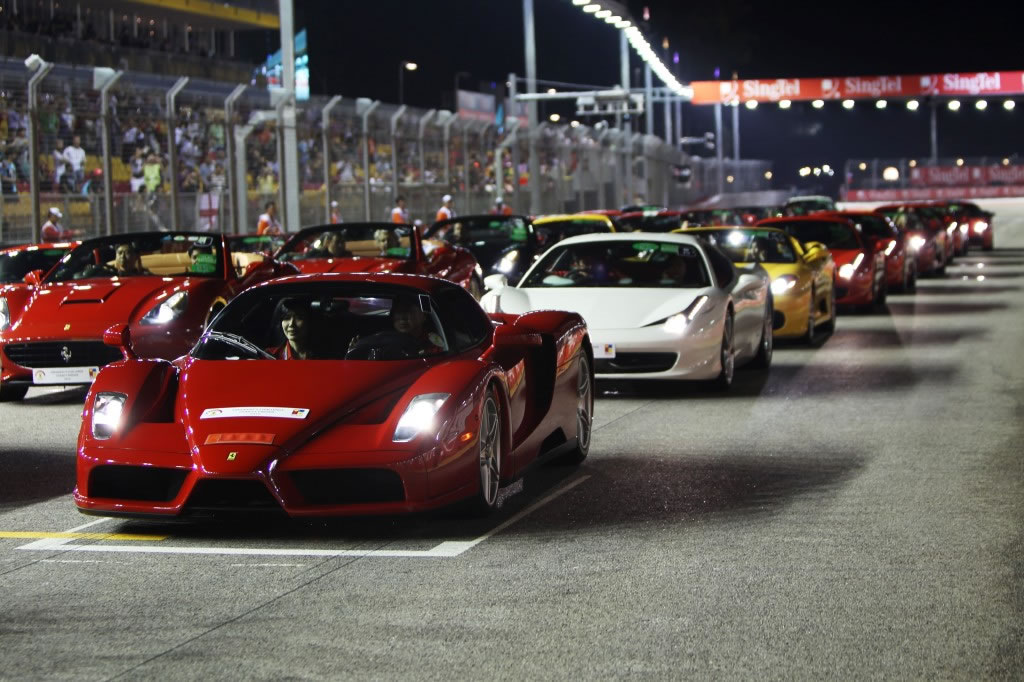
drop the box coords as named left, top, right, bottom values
left=711, top=311, right=735, bottom=390
left=467, top=389, right=502, bottom=516
left=467, top=275, right=484, bottom=301
left=0, top=383, right=28, bottom=402
left=935, top=263, right=946, bottom=276
left=906, top=264, right=917, bottom=293
left=562, top=353, right=593, bottom=465
left=803, top=288, right=817, bottom=345
left=874, top=277, right=888, bottom=309
left=820, top=283, right=837, bottom=335
left=750, top=297, right=773, bottom=369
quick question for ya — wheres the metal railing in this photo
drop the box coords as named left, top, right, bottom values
left=0, top=56, right=769, bottom=244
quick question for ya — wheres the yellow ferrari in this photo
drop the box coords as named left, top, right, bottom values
left=677, top=226, right=837, bottom=342
left=533, top=213, right=617, bottom=249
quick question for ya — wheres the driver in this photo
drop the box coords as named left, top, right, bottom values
left=188, top=244, right=215, bottom=271
left=660, top=254, right=689, bottom=285
left=113, top=243, right=152, bottom=276
left=390, top=298, right=444, bottom=353
left=310, top=231, right=352, bottom=258
left=274, top=298, right=318, bottom=359
left=346, top=297, right=444, bottom=359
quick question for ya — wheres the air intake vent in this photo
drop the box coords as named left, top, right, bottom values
left=290, top=469, right=405, bottom=506
left=88, top=465, right=188, bottom=502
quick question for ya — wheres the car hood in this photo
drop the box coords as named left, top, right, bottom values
left=8, top=277, right=193, bottom=338
left=179, top=358, right=427, bottom=472
left=289, top=257, right=410, bottom=274
left=492, top=286, right=712, bottom=330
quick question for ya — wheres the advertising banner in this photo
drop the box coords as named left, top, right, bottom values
left=690, top=71, right=1024, bottom=105
left=843, top=185, right=1024, bottom=201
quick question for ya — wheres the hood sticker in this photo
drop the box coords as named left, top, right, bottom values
left=201, top=407, right=310, bottom=420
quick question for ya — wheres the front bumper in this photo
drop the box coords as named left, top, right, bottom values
left=835, top=271, right=874, bottom=306
left=590, top=319, right=722, bottom=380
left=74, top=445, right=469, bottom=518
left=771, top=290, right=812, bottom=338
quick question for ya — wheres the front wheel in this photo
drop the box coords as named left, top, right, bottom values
left=467, top=389, right=502, bottom=516
left=0, top=383, right=28, bottom=402
left=711, top=312, right=735, bottom=390
left=819, top=284, right=837, bottom=335
left=803, top=288, right=817, bottom=345
left=750, top=298, right=773, bottom=369
left=562, top=353, right=593, bottom=464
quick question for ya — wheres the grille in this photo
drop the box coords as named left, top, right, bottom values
left=290, top=469, right=405, bottom=506
left=772, top=311, right=786, bottom=330
left=88, top=466, right=188, bottom=502
left=185, top=479, right=281, bottom=512
left=595, top=352, right=677, bottom=374
left=3, top=341, right=122, bottom=369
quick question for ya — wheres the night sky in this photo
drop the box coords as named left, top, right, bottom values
left=250, top=0, right=1022, bottom=193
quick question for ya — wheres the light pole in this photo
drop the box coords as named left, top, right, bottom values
left=399, top=60, right=417, bottom=106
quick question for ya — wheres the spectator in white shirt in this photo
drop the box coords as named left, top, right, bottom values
left=63, top=135, right=86, bottom=191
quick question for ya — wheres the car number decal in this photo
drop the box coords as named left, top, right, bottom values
left=200, top=407, right=310, bottom=420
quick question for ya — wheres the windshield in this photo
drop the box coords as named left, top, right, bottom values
left=772, top=220, right=861, bottom=250
left=278, top=225, right=414, bottom=261
left=522, top=240, right=711, bottom=288
left=691, top=230, right=797, bottom=264
left=618, top=214, right=683, bottom=232
left=49, top=234, right=223, bottom=282
left=784, top=198, right=835, bottom=215
left=534, top=218, right=613, bottom=246
left=851, top=215, right=894, bottom=239
left=0, top=246, right=71, bottom=284
left=228, top=235, right=286, bottom=255
left=679, top=210, right=742, bottom=226
left=426, top=216, right=529, bottom=245
left=195, top=285, right=451, bottom=361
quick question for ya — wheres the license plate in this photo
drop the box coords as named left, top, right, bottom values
left=31, top=366, right=100, bottom=385
left=593, top=343, right=616, bottom=359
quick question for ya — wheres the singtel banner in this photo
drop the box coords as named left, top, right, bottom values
left=909, top=165, right=1024, bottom=187
left=691, top=71, right=1024, bottom=105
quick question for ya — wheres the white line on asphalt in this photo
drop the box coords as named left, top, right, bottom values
left=15, top=476, right=590, bottom=560
left=14, top=516, right=115, bottom=551
left=229, top=563, right=306, bottom=568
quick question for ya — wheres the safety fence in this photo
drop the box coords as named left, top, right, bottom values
left=842, top=156, right=1024, bottom=201
left=0, top=55, right=770, bottom=244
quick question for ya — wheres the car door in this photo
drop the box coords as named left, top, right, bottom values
left=707, top=245, right=762, bottom=355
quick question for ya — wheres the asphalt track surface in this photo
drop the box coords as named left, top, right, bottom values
left=1, top=199, right=1022, bottom=679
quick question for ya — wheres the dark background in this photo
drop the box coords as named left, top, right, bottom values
left=241, top=1, right=1022, bottom=194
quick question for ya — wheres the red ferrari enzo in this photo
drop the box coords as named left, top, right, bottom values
left=275, top=223, right=484, bottom=299
left=74, top=273, right=593, bottom=518
left=759, top=215, right=887, bottom=309
left=0, top=232, right=295, bottom=401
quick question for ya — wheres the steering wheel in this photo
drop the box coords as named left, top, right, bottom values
left=345, top=330, right=420, bottom=360
left=564, top=268, right=590, bottom=283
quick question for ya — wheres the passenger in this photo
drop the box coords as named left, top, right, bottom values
left=188, top=244, right=216, bottom=271
left=374, top=229, right=400, bottom=255
left=274, top=298, right=317, bottom=359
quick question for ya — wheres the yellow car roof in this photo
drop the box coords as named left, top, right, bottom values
left=535, top=214, right=615, bottom=229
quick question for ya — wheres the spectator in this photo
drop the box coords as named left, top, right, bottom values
left=180, top=167, right=201, bottom=193
left=41, top=207, right=71, bottom=242
left=490, top=197, right=513, bottom=216
left=129, top=148, right=146, bottom=193
left=257, top=200, right=282, bottom=235
left=0, top=155, right=18, bottom=195
left=209, top=163, right=227, bottom=193
left=63, top=135, right=86, bottom=190
left=435, top=194, right=454, bottom=222
left=143, top=153, right=163, bottom=194
left=52, top=139, right=69, bottom=192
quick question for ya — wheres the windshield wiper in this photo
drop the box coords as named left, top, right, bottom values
left=204, top=331, right=275, bottom=360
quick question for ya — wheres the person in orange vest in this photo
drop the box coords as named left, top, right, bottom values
left=390, top=196, right=409, bottom=224
left=330, top=200, right=343, bottom=224
left=490, top=197, right=512, bottom=216
left=257, top=200, right=282, bottom=235
left=435, top=194, right=454, bottom=222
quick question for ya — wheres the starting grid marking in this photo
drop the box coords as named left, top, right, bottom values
left=12, top=476, right=589, bottom=560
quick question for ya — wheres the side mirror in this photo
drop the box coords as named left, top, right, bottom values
left=484, top=273, right=508, bottom=291
left=803, top=241, right=826, bottom=259
left=22, top=269, right=44, bottom=286
left=103, top=323, right=137, bottom=360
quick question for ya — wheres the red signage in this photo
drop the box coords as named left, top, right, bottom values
left=843, top=185, right=1024, bottom=202
left=909, top=164, right=1024, bottom=187
left=690, top=71, right=1024, bottom=105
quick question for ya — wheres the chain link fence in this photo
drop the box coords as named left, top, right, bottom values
left=1, top=55, right=771, bottom=244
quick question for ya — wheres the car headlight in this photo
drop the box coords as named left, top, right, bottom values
left=393, top=393, right=450, bottom=443
left=975, top=221, right=988, bottom=233
left=496, top=251, right=519, bottom=274
left=663, top=295, right=710, bottom=334
left=0, top=297, right=8, bottom=331
left=958, top=223, right=968, bottom=234
left=770, top=275, right=797, bottom=296
left=884, top=240, right=897, bottom=256
left=140, top=291, right=189, bottom=325
left=838, top=253, right=866, bottom=280
left=909, top=235, right=927, bottom=251
left=91, top=392, right=127, bottom=440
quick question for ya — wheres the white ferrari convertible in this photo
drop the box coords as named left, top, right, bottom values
left=480, top=232, right=773, bottom=388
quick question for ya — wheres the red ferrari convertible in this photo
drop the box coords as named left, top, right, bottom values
left=0, top=232, right=295, bottom=401
left=275, top=223, right=484, bottom=299
left=74, top=273, right=593, bottom=518
left=0, top=241, right=77, bottom=323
